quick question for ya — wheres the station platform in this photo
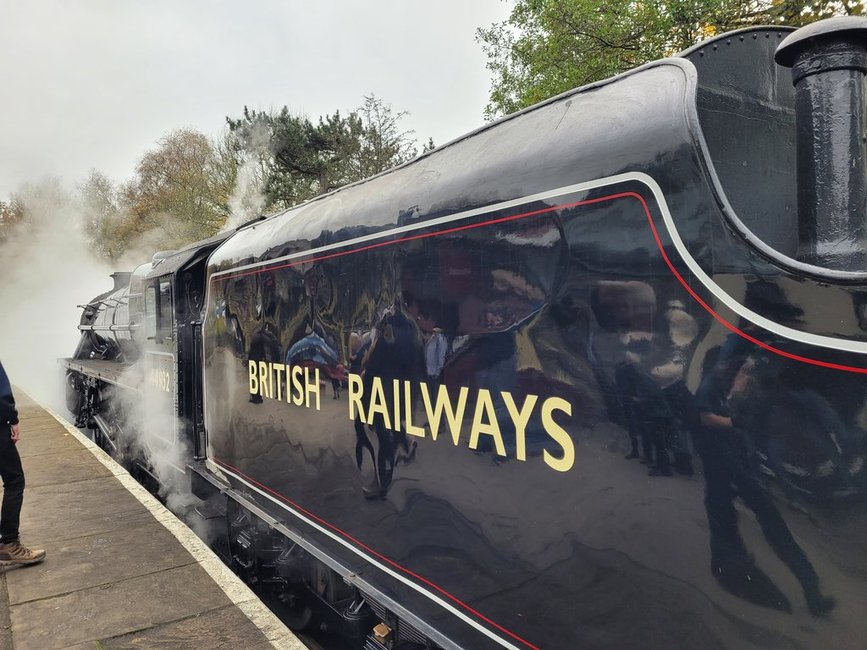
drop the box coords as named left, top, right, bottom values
left=0, top=390, right=305, bottom=650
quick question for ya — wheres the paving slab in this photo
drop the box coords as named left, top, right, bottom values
left=15, top=421, right=68, bottom=435
left=0, top=572, right=11, bottom=650
left=13, top=427, right=85, bottom=459
left=94, top=605, right=277, bottom=649
left=6, top=520, right=198, bottom=604
left=9, top=563, right=232, bottom=649
left=17, top=478, right=152, bottom=543
left=20, top=447, right=113, bottom=488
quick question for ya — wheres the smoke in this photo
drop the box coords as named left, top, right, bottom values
left=0, top=177, right=113, bottom=411
left=222, top=123, right=269, bottom=232
left=0, top=177, right=207, bottom=529
left=0, top=138, right=266, bottom=530
left=114, top=213, right=181, bottom=269
left=103, top=364, right=213, bottom=538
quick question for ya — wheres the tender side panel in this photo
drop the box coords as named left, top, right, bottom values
left=203, top=175, right=867, bottom=649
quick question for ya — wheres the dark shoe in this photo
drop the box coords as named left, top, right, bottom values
left=673, top=453, right=694, bottom=476
left=713, top=559, right=791, bottom=613
left=624, top=450, right=640, bottom=460
left=0, top=541, right=46, bottom=566
left=361, top=478, right=383, bottom=500
left=806, top=592, right=836, bottom=617
left=649, top=466, right=672, bottom=477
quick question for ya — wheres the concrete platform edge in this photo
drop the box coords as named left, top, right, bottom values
left=40, top=404, right=305, bottom=650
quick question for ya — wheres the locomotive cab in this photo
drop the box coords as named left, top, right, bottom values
left=138, top=232, right=233, bottom=486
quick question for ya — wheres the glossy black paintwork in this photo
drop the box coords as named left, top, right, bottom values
left=201, top=27, right=867, bottom=650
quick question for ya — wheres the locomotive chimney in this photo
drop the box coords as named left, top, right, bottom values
left=775, top=17, right=867, bottom=271
left=110, top=271, right=132, bottom=291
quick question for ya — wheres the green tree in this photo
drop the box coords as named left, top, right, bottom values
left=118, top=128, right=233, bottom=251
left=477, top=0, right=866, bottom=119
left=78, top=170, right=123, bottom=258
left=228, top=95, right=420, bottom=210
left=353, top=94, right=418, bottom=179
left=229, top=107, right=358, bottom=207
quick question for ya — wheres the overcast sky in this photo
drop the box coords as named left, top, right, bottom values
left=0, top=1, right=512, bottom=200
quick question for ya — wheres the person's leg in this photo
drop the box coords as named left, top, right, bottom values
left=0, top=425, right=44, bottom=565
left=0, top=425, right=24, bottom=544
left=737, top=468, right=835, bottom=615
left=648, top=417, right=672, bottom=476
left=702, top=450, right=791, bottom=611
left=615, top=364, right=641, bottom=458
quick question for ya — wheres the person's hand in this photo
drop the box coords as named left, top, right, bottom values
left=10, top=424, right=20, bottom=444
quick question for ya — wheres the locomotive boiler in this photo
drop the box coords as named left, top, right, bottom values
left=65, top=17, right=867, bottom=650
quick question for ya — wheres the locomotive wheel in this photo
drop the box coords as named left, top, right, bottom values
left=275, top=590, right=314, bottom=631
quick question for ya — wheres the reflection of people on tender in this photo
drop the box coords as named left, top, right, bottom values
left=595, top=281, right=657, bottom=466
left=514, top=287, right=606, bottom=452
left=248, top=275, right=281, bottom=404
left=351, top=308, right=421, bottom=499
left=650, top=299, right=699, bottom=474
left=695, top=351, right=836, bottom=616
left=732, top=356, right=861, bottom=501
left=248, top=326, right=281, bottom=405
left=285, top=330, right=342, bottom=386
left=214, top=289, right=247, bottom=358
left=403, top=293, right=450, bottom=388
left=330, top=368, right=344, bottom=400
left=596, top=282, right=697, bottom=476
left=349, top=330, right=375, bottom=477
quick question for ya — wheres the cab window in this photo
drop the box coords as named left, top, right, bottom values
left=145, top=286, right=157, bottom=339
left=144, top=278, right=174, bottom=342
left=158, top=279, right=173, bottom=341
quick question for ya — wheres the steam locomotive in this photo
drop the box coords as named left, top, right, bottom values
left=64, top=17, right=867, bottom=650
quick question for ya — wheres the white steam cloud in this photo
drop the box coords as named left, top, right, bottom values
left=222, top=123, right=269, bottom=232
left=0, top=177, right=203, bottom=525
left=0, top=177, right=113, bottom=411
left=0, top=153, right=259, bottom=534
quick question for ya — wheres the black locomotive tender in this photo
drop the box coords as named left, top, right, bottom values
left=64, top=18, right=867, bottom=650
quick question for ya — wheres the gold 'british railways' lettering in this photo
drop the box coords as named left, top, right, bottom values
left=248, top=360, right=321, bottom=410
left=247, top=359, right=575, bottom=473
left=347, top=374, right=575, bottom=473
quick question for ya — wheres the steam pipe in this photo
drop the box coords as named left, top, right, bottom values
left=77, top=324, right=138, bottom=332
left=775, top=17, right=867, bottom=271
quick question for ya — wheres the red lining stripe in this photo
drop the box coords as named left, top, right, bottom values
left=212, top=195, right=617, bottom=283
left=212, top=457, right=540, bottom=650
left=627, top=191, right=867, bottom=374
left=210, top=189, right=867, bottom=373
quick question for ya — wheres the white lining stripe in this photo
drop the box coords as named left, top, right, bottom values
left=210, top=170, right=867, bottom=354
left=211, top=182, right=599, bottom=279
left=207, top=459, right=524, bottom=650
left=626, top=171, right=867, bottom=355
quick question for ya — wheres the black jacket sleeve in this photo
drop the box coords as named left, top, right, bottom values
left=0, top=362, right=19, bottom=426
